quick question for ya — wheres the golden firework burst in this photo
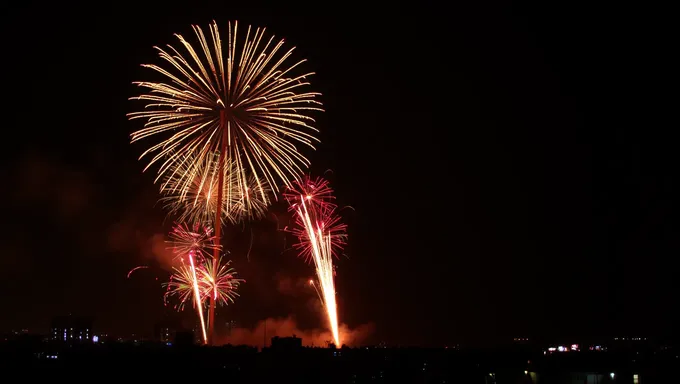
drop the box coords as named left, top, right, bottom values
left=129, top=20, right=323, bottom=199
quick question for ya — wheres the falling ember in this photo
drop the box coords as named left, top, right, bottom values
left=284, top=176, right=348, bottom=347
left=308, top=278, right=324, bottom=308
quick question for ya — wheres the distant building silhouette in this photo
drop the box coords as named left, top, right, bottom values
left=1, top=337, right=675, bottom=382
left=174, top=329, right=194, bottom=347
left=154, top=320, right=179, bottom=343
left=271, top=335, right=302, bottom=350
left=51, top=316, right=93, bottom=342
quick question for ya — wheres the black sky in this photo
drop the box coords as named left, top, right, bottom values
left=1, top=2, right=677, bottom=346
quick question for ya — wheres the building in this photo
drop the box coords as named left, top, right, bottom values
left=174, top=330, right=195, bottom=347
left=155, top=325, right=173, bottom=343
left=154, top=320, right=178, bottom=343
left=51, top=316, right=93, bottom=342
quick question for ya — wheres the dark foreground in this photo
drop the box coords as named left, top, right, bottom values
left=1, top=340, right=677, bottom=383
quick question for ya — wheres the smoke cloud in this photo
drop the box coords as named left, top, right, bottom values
left=146, top=233, right=176, bottom=269
left=218, top=316, right=375, bottom=347
left=106, top=202, right=176, bottom=271
left=275, top=273, right=312, bottom=297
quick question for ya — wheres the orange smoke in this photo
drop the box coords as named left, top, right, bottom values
left=106, top=212, right=176, bottom=270
left=147, top=233, right=175, bottom=269
left=217, top=316, right=375, bottom=348
left=275, top=273, right=312, bottom=297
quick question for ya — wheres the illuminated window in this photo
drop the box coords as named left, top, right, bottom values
left=633, top=374, right=639, bottom=384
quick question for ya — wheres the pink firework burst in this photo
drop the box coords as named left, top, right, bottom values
left=283, top=176, right=347, bottom=263
left=168, top=222, right=220, bottom=262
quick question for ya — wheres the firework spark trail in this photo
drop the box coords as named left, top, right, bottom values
left=127, top=265, right=149, bottom=279
left=298, top=198, right=340, bottom=346
left=285, top=176, right=348, bottom=347
left=308, top=280, right=324, bottom=308
left=284, top=176, right=347, bottom=262
left=160, top=152, right=271, bottom=225
left=166, top=223, right=216, bottom=344
left=188, top=251, right=208, bottom=344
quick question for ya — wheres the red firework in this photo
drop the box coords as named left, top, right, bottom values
left=283, top=176, right=336, bottom=210
left=167, top=222, right=220, bottom=262
left=283, top=176, right=347, bottom=263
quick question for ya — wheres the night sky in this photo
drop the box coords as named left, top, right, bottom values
left=2, top=2, right=676, bottom=347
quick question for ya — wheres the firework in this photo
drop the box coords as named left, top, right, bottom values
left=128, top=20, right=322, bottom=200
left=166, top=256, right=243, bottom=309
left=165, top=264, right=198, bottom=311
left=285, top=176, right=348, bottom=346
left=168, top=222, right=220, bottom=260
left=129, top=20, right=322, bottom=343
left=165, top=250, right=208, bottom=343
left=165, top=255, right=244, bottom=342
left=283, top=176, right=347, bottom=263
left=160, top=151, right=271, bottom=225
left=165, top=222, right=217, bottom=344
left=201, top=257, right=245, bottom=306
